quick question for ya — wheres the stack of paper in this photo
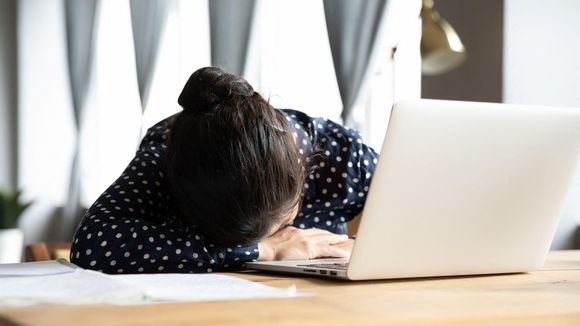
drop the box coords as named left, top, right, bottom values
left=0, top=260, right=298, bottom=306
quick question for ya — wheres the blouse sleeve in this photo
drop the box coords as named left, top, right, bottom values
left=71, top=139, right=259, bottom=274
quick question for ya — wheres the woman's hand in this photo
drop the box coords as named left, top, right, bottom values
left=333, top=238, right=355, bottom=254
left=257, top=227, right=351, bottom=261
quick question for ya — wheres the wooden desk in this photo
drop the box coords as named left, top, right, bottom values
left=1, top=251, right=579, bottom=326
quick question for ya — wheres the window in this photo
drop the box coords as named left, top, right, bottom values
left=249, top=0, right=342, bottom=122
left=19, top=0, right=420, bottom=208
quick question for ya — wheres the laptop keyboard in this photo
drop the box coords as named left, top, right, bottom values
left=298, top=263, right=349, bottom=270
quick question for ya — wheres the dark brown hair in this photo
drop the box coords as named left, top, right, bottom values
left=167, top=67, right=304, bottom=245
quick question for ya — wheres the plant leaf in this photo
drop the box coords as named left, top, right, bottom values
left=0, top=188, right=32, bottom=229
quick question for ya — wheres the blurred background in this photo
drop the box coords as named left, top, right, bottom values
left=0, top=0, right=579, bottom=261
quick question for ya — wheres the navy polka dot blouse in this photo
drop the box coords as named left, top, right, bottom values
left=70, top=109, right=378, bottom=274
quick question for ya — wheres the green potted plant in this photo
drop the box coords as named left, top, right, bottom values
left=0, top=189, right=31, bottom=263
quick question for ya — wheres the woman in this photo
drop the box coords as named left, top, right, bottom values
left=71, top=67, right=378, bottom=273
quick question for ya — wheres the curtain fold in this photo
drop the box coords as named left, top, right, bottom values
left=63, top=0, right=98, bottom=237
left=0, top=0, right=18, bottom=191
left=130, top=0, right=172, bottom=113
left=323, top=0, right=389, bottom=123
left=209, top=0, right=256, bottom=76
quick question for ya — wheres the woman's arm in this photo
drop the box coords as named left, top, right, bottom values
left=347, top=213, right=362, bottom=237
left=72, top=211, right=259, bottom=273
left=70, top=143, right=259, bottom=273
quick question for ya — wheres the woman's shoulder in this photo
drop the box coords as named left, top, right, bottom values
left=137, top=113, right=179, bottom=158
left=279, top=108, right=332, bottom=129
left=278, top=108, right=364, bottom=146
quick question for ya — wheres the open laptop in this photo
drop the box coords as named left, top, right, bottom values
left=246, top=99, right=580, bottom=280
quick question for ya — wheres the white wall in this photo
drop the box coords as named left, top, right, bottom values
left=504, top=0, right=580, bottom=248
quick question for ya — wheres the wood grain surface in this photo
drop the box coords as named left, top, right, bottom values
left=1, top=251, right=579, bottom=326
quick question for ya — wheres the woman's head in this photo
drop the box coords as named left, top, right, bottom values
left=167, top=67, right=304, bottom=245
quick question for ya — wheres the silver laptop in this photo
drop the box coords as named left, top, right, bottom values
left=246, top=99, right=580, bottom=280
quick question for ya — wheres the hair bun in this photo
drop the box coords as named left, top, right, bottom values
left=178, top=67, right=254, bottom=113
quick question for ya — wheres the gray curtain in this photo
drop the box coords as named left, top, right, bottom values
left=0, top=0, right=18, bottom=192
left=324, top=0, right=388, bottom=123
left=130, top=0, right=172, bottom=113
left=63, top=0, right=99, bottom=237
left=209, top=0, right=256, bottom=76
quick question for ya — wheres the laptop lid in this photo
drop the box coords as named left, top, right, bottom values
left=347, top=99, right=580, bottom=280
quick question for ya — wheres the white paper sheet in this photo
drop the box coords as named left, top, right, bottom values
left=112, top=273, right=297, bottom=303
left=0, top=270, right=145, bottom=306
left=0, top=261, right=299, bottom=306
left=0, top=259, right=77, bottom=277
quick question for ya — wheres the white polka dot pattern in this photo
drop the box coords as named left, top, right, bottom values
left=71, top=109, right=378, bottom=274
left=282, top=110, right=378, bottom=234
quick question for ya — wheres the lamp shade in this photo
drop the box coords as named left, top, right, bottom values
left=421, top=0, right=466, bottom=75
